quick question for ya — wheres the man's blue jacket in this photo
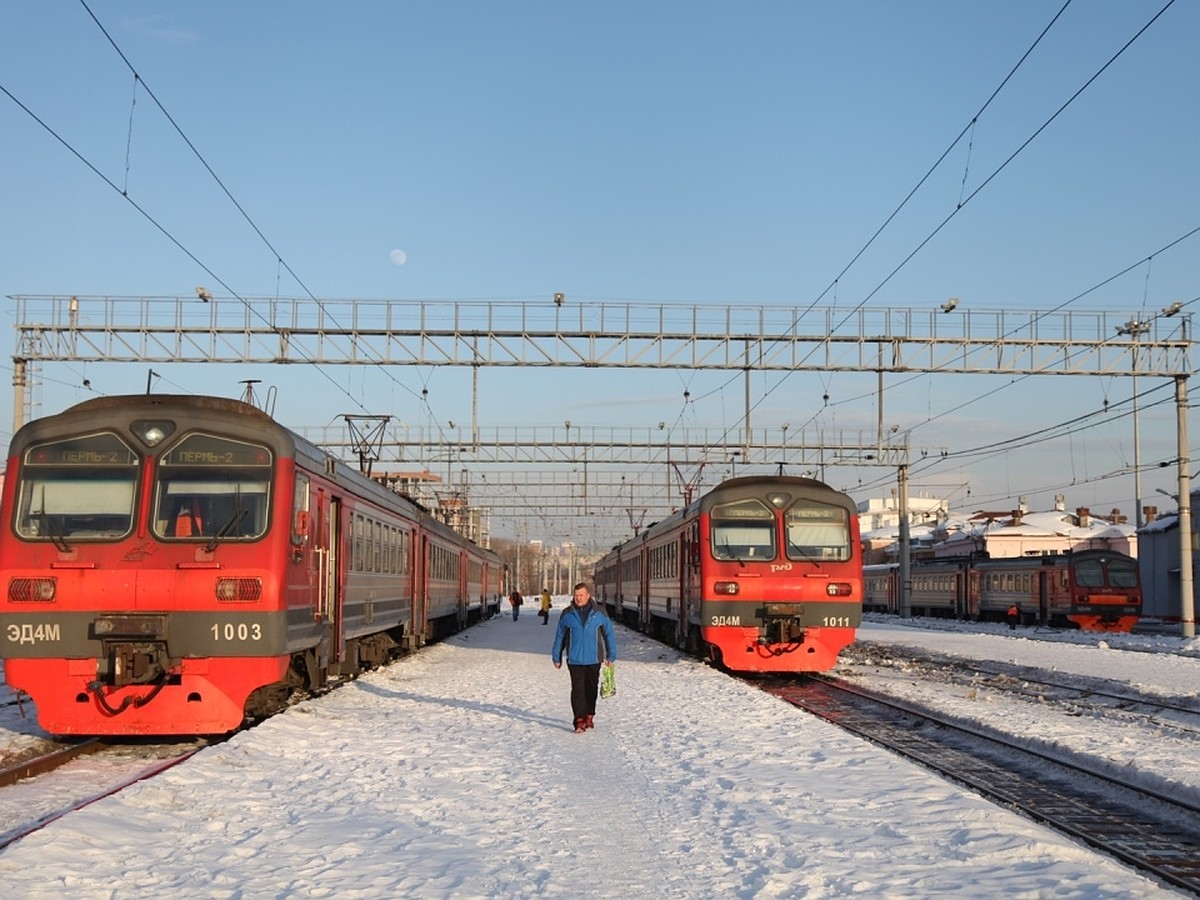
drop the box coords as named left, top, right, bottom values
left=552, top=601, right=617, bottom=666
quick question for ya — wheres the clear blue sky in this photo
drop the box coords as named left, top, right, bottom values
left=2, top=2, right=1197, bottom=545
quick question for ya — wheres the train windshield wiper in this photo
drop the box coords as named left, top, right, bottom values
left=36, top=487, right=71, bottom=553
left=38, top=510, right=71, bottom=554
left=204, top=508, right=248, bottom=553
left=204, top=488, right=247, bottom=553
left=788, top=544, right=822, bottom=569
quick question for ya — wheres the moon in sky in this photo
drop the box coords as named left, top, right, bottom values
left=390, top=249, right=408, bottom=266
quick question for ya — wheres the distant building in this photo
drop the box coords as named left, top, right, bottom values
left=375, top=469, right=442, bottom=509
left=1137, top=493, right=1195, bottom=623
left=857, top=495, right=946, bottom=565
left=931, top=502, right=1135, bottom=561
left=859, top=493, right=1136, bottom=564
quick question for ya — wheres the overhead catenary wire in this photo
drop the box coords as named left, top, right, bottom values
left=707, top=0, right=1182, bottom=462
left=75, top=0, right=430, bottom=413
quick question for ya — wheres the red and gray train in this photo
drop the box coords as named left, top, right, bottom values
left=594, top=475, right=863, bottom=673
left=863, top=549, right=1142, bottom=632
left=0, top=394, right=504, bottom=736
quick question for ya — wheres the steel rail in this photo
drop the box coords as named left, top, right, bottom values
left=763, top=677, right=1200, bottom=894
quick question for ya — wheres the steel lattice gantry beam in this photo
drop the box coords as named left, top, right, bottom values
left=295, top=423, right=910, bottom=468
left=298, top=423, right=897, bottom=519
left=10, top=295, right=1192, bottom=376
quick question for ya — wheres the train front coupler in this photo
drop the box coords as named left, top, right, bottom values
left=756, top=603, right=806, bottom=647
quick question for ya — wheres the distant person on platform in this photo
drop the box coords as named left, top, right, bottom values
left=1006, top=603, right=1020, bottom=630
left=551, top=582, right=617, bottom=733
left=539, top=588, right=553, bottom=625
left=509, top=590, right=523, bottom=622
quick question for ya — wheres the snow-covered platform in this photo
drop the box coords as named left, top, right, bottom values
left=1, top=610, right=1191, bottom=898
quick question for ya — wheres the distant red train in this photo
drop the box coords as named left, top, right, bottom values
left=0, top=394, right=503, bottom=736
left=863, top=549, right=1142, bottom=632
left=594, top=475, right=863, bottom=672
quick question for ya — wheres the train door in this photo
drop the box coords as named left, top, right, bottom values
left=411, top=534, right=428, bottom=649
left=677, top=533, right=688, bottom=643
left=966, top=568, right=981, bottom=620
left=457, top=550, right=469, bottom=629
left=681, top=535, right=691, bottom=643
left=1036, top=569, right=1049, bottom=625
left=316, top=493, right=343, bottom=664
left=639, top=548, right=651, bottom=637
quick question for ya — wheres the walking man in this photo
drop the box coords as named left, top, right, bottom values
left=551, top=582, right=617, bottom=733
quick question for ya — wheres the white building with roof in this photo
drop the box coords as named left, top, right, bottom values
left=860, top=494, right=1136, bottom=564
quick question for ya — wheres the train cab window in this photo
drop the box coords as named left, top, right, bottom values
left=14, top=432, right=139, bottom=542
left=784, top=499, right=851, bottom=562
left=152, top=433, right=272, bottom=542
left=710, top=498, right=776, bottom=561
left=1106, top=557, right=1138, bottom=588
left=1074, top=559, right=1105, bottom=588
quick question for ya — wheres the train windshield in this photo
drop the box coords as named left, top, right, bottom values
left=1077, top=555, right=1138, bottom=588
left=152, top=432, right=273, bottom=542
left=14, top=432, right=140, bottom=542
left=710, top=497, right=776, bottom=560
left=1106, top=557, right=1139, bottom=588
left=785, top=500, right=852, bottom=562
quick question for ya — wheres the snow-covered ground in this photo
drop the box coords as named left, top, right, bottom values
left=2, top=610, right=1199, bottom=898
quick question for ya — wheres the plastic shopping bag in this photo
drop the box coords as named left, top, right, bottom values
left=600, top=664, right=616, bottom=699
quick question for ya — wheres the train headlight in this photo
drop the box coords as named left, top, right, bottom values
left=713, top=581, right=740, bottom=596
left=215, top=577, right=263, bottom=603
left=9, top=577, right=57, bottom=602
left=131, top=419, right=176, bottom=448
left=826, top=583, right=853, bottom=597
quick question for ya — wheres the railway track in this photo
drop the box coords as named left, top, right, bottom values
left=0, top=739, right=206, bottom=851
left=0, top=737, right=106, bottom=787
left=844, top=641, right=1200, bottom=735
left=761, top=676, right=1200, bottom=895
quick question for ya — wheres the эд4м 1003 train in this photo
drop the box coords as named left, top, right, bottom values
left=0, top=394, right=503, bottom=736
left=594, top=475, right=864, bottom=672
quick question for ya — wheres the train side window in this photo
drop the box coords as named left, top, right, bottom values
left=352, top=515, right=362, bottom=571
left=292, top=474, right=310, bottom=546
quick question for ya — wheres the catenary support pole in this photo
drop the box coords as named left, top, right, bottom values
left=1176, top=376, right=1194, bottom=637
left=898, top=463, right=911, bottom=619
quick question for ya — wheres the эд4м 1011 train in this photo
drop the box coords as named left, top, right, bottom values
left=594, top=475, right=864, bottom=672
left=863, top=549, right=1142, bottom=631
left=0, top=394, right=503, bottom=736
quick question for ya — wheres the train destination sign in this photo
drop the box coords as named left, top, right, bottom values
left=25, top=433, right=137, bottom=467
left=160, top=433, right=272, bottom=468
